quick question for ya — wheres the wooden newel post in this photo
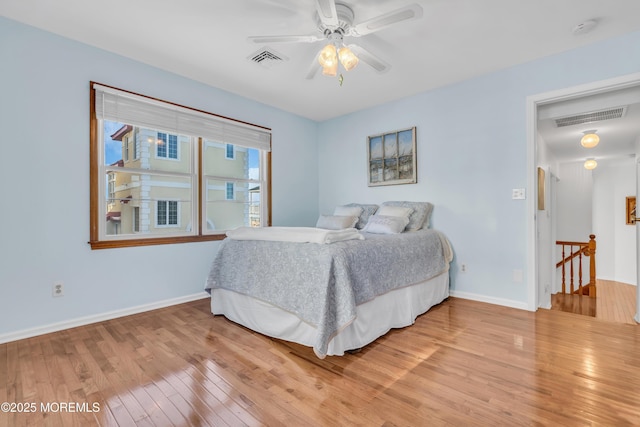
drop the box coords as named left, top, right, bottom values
left=588, top=234, right=596, bottom=298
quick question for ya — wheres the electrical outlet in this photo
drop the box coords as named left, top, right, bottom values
left=460, top=263, right=467, bottom=273
left=52, top=281, right=64, bottom=297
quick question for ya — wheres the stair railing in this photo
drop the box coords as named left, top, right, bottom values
left=555, top=234, right=597, bottom=298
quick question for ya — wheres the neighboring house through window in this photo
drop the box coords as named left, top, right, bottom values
left=156, top=132, right=178, bottom=159
left=133, top=134, right=139, bottom=159
left=107, top=172, right=115, bottom=203
left=123, top=135, right=129, bottom=161
left=157, top=200, right=179, bottom=226
left=225, top=182, right=235, bottom=200
left=133, top=207, right=140, bottom=232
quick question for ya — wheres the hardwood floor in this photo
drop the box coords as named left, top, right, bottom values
left=595, top=279, right=637, bottom=324
left=551, top=279, right=637, bottom=325
left=550, top=293, right=596, bottom=318
left=2, top=296, right=640, bottom=426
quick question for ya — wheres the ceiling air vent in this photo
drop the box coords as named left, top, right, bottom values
left=248, top=48, right=288, bottom=69
left=554, top=106, right=626, bottom=128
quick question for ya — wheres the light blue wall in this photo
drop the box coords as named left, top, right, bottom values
left=0, top=17, right=319, bottom=337
left=318, top=30, right=640, bottom=305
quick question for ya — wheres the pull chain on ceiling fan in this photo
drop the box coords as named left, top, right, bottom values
left=248, top=0, right=423, bottom=82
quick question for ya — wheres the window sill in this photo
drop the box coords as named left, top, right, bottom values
left=88, top=234, right=226, bottom=250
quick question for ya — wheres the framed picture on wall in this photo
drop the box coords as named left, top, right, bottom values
left=367, top=127, right=417, bottom=186
left=537, top=167, right=545, bottom=210
left=626, top=196, right=636, bottom=225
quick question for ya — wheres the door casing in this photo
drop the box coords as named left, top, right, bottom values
left=526, top=72, right=640, bottom=312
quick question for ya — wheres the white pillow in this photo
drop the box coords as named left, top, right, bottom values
left=376, top=205, right=414, bottom=219
left=362, top=215, right=410, bottom=234
left=334, top=205, right=363, bottom=217
left=316, top=215, right=358, bottom=230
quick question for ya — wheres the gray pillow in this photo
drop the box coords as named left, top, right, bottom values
left=333, top=206, right=363, bottom=217
left=342, top=203, right=379, bottom=229
left=316, top=214, right=358, bottom=230
left=381, top=201, right=434, bottom=230
left=362, top=215, right=409, bottom=234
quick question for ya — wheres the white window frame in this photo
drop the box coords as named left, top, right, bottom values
left=156, top=199, right=180, bottom=227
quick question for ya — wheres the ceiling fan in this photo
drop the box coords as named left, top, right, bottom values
left=248, top=0, right=423, bottom=81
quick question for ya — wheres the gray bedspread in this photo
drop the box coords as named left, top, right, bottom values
left=205, top=229, right=452, bottom=358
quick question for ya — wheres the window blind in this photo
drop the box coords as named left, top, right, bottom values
left=93, top=83, right=271, bottom=152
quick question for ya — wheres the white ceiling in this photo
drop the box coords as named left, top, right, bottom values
left=3, top=0, right=640, bottom=122
left=2, top=0, right=640, bottom=163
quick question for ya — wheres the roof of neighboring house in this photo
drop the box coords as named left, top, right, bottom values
left=109, top=159, right=124, bottom=167
left=110, top=124, right=133, bottom=141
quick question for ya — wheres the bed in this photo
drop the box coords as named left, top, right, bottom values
left=204, top=202, right=453, bottom=358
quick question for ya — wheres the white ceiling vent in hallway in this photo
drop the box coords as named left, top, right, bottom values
left=554, top=106, right=627, bottom=127
left=248, top=47, right=288, bottom=69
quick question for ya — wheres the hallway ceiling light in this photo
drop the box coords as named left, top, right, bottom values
left=580, top=130, right=599, bottom=148
left=584, top=158, right=597, bottom=170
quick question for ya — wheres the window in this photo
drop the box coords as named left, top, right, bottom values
left=157, top=200, right=179, bottom=226
left=157, top=132, right=178, bottom=159
left=107, top=172, right=115, bottom=203
left=133, top=135, right=139, bottom=160
left=123, top=136, right=129, bottom=161
left=225, top=143, right=234, bottom=159
left=133, top=207, right=140, bottom=232
left=225, top=182, right=235, bottom=200
left=90, top=82, right=272, bottom=249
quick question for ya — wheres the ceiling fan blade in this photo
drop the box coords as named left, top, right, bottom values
left=248, top=34, right=322, bottom=44
left=305, top=56, right=322, bottom=80
left=350, top=3, right=423, bottom=37
left=347, top=44, right=390, bottom=73
left=316, top=0, right=338, bottom=27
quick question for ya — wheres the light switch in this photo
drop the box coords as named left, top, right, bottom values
left=512, top=188, right=525, bottom=200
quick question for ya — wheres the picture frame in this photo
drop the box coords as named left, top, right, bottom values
left=626, top=196, right=636, bottom=225
left=367, top=127, right=417, bottom=187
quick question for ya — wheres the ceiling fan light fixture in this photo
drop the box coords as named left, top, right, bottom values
left=250, top=1, right=424, bottom=81
left=318, top=43, right=337, bottom=68
left=338, top=46, right=359, bottom=71
left=581, top=130, right=600, bottom=148
left=584, top=158, right=597, bottom=170
left=322, top=61, right=338, bottom=76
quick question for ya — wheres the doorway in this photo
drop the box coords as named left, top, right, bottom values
left=526, top=72, right=640, bottom=321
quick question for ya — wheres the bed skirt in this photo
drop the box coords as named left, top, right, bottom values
left=210, top=270, right=449, bottom=357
